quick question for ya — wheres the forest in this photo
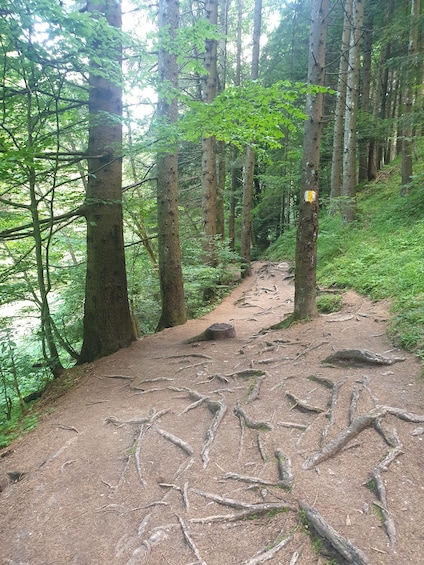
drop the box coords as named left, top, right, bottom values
left=1, top=0, right=423, bottom=437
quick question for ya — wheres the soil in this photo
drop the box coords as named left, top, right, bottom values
left=1, top=262, right=424, bottom=565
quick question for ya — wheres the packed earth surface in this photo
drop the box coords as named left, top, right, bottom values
left=1, top=262, right=424, bottom=565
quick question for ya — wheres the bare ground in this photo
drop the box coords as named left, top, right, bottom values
left=1, top=262, right=424, bottom=565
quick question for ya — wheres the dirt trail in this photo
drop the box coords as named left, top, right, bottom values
left=1, top=262, right=424, bottom=565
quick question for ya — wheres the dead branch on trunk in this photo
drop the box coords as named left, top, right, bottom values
left=302, top=406, right=386, bottom=470
left=156, top=427, right=194, bottom=456
left=242, top=532, right=294, bottom=565
left=299, top=500, right=372, bottom=565
left=234, top=403, right=272, bottom=431
left=286, top=392, right=324, bottom=414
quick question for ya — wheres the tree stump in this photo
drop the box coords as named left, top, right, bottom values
left=184, top=323, right=236, bottom=344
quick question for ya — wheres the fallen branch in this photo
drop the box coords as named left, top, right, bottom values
left=302, top=406, right=386, bottom=470
left=299, top=500, right=371, bottom=565
left=242, top=532, right=294, bottom=565
left=286, top=392, right=324, bottom=414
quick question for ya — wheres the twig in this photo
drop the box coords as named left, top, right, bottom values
left=242, top=533, right=294, bottom=565
left=277, top=421, right=308, bottom=430
left=299, top=500, right=371, bottom=565
left=54, top=424, right=80, bottom=434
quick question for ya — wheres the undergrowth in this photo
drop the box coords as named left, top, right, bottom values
left=266, top=147, right=424, bottom=366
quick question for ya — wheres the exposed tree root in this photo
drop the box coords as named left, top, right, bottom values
left=176, top=514, right=207, bottom=565
left=299, top=500, right=372, bottom=565
left=349, top=386, right=360, bottom=424
left=277, top=421, right=308, bottom=431
left=246, top=373, right=267, bottom=403
left=234, top=403, right=272, bottom=431
left=321, top=380, right=344, bottom=443
left=223, top=471, right=289, bottom=489
left=191, top=488, right=295, bottom=513
left=156, top=427, right=194, bottom=456
left=275, top=449, right=293, bottom=490
left=322, top=349, right=405, bottom=366
left=302, top=406, right=386, bottom=470
left=242, top=532, right=294, bottom=565
left=286, top=392, right=324, bottom=414
left=201, top=399, right=227, bottom=468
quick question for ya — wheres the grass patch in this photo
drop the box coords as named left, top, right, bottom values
left=265, top=143, right=424, bottom=367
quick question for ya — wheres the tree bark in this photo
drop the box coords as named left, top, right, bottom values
left=341, top=0, right=364, bottom=224
left=401, top=0, right=420, bottom=192
left=293, top=0, right=328, bottom=321
left=156, top=0, right=187, bottom=331
left=241, top=0, right=262, bottom=278
left=201, top=0, right=218, bottom=266
left=330, top=0, right=352, bottom=200
left=79, top=0, right=136, bottom=363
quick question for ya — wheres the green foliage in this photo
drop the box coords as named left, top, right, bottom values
left=316, top=294, right=343, bottom=314
left=179, top=81, right=321, bottom=150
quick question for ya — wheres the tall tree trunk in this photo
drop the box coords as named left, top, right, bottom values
left=156, top=0, right=187, bottom=331
left=358, top=8, right=373, bottom=182
left=293, top=0, right=328, bottom=321
left=241, top=0, right=262, bottom=278
left=79, top=0, right=136, bottom=363
left=401, top=0, right=420, bottom=192
left=201, top=0, right=218, bottom=266
left=341, top=0, right=364, bottom=224
left=228, top=0, right=243, bottom=253
left=330, top=0, right=352, bottom=200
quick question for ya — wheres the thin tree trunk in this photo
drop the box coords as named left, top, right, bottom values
left=240, top=0, right=262, bottom=278
left=341, top=0, right=364, bottom=224
left=156, top=0, right=187, bottom=331
left=401, top=0, right=419, bottom=192
left=358, top=9, right=373, bottom=183
left=79, top=0, right=136, bottom=363
left=330, top=0, right=352, bottom=200
left=201, top=0, right=218, bottom=266
left=293, top=0, right=328, bottom=321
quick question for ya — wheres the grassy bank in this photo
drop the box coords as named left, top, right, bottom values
left=266, top=157, right=424, bottom=365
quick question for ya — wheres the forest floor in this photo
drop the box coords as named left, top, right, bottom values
left=1, top=262, right=424, bottom=565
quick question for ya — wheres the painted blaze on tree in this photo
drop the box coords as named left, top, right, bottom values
left=293, top=0, right=328, bottom=321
